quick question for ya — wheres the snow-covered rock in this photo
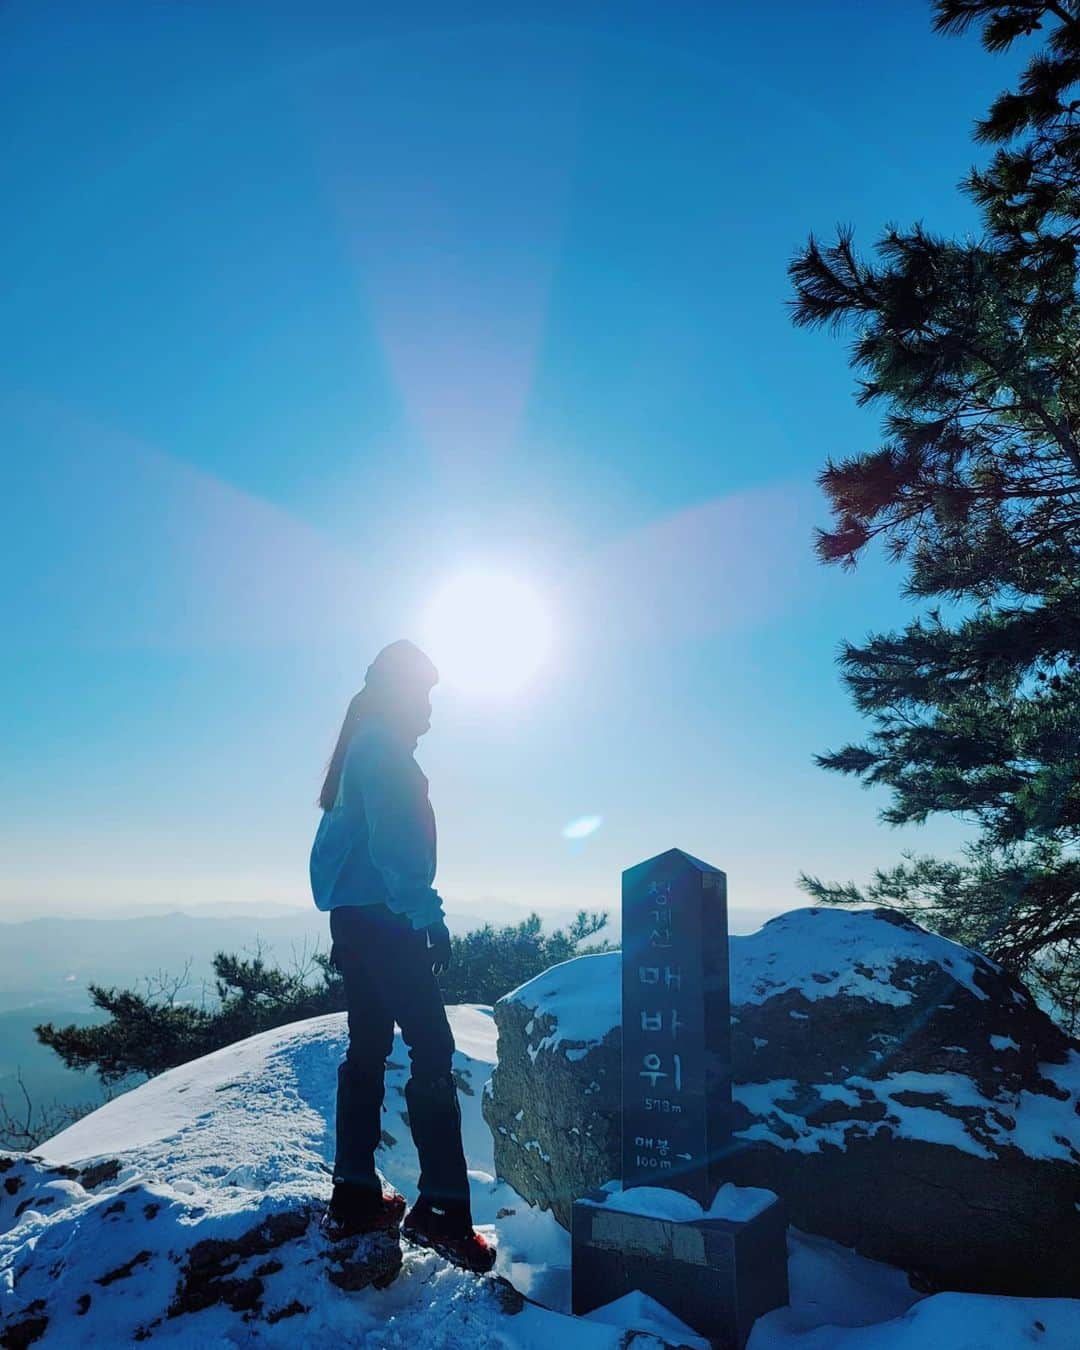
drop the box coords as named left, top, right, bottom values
left=0, top=1008, right=588, bottom=1348
left=482, top=908, right=1080, bottom=1297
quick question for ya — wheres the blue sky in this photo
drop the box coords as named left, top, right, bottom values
left=0, top=1, right=1028, bottom=924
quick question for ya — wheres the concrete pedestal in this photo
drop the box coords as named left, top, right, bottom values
left=571, top=1187, right=788, bottom=1349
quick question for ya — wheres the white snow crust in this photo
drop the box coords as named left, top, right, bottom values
left=730, top=1058, right=1080, bottom=1163
left=579, top=1179, right=777, bottom=1223
left=733, top=909, right=998, bottom=1007
left=505, top=951, right=620, bottom=1061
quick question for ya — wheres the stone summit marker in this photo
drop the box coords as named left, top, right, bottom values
left=571, top=849, right=788, bottom=1348
left=621, top=848, right=732, bottom=1203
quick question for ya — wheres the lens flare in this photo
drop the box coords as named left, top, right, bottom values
left=563, top=815, right=602, bottom=840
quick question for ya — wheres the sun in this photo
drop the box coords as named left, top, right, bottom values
left=420, top=568, right=554, bottom=698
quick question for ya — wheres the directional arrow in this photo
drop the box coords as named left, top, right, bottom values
left=675, top=1152, right=692, bottom=1161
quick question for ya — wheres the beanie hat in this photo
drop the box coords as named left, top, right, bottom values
left=364, top=639, right=439, bottom=693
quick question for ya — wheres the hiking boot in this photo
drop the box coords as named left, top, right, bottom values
left=321, top=1182, right=406, bottom=1241
left=402, top=1198, right=497, bottom=1274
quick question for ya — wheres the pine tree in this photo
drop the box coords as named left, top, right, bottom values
left=438, top=910, right=612, bottom=1006
left=35, top=948, right=345, bottom=1083
left=790, top=1, right=1080, bottom=1028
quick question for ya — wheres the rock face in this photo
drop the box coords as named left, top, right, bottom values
left=481, top=908, right=1080, bottom=1297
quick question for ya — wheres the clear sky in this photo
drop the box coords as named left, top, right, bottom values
left=1, top=1, right=1028, bottom=925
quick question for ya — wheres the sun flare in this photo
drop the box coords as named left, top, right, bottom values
left=420, top=569, right=554, bottom=698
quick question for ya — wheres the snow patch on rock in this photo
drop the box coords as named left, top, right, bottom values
left=734, top=908, right=997, bottom=1008
left=580, top=1179, right=777, bottom=1224
left=507, top=952, right=620, bottom=1061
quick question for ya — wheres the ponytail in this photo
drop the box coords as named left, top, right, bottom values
left=319, top=688, right=372, bottom=810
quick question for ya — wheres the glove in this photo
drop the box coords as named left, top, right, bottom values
left=426, top=919, right=452, bottom=976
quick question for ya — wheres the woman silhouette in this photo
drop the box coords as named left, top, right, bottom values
left=310, top=639, right=495, bottom=1273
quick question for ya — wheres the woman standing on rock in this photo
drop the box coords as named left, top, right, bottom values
left=310, top=639, right=495, bottom=1274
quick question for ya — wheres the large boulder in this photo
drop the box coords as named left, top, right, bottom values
left=481, top=908, right=1080, bottom=1297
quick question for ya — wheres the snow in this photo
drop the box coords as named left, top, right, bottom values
left=586, top=1291, right=710, bottom=1348
left=750, top=1232, right=1080, bottom=1349
left=732, top=1063, right=1080, bottom=1164
left=990, top=1034, right=1020, bottom=1053
left=729, top=1058, right=1074, bottom=1166
left=1011, top=1051, right=1080, bottom=1163
left=506, top=952, right=620, bottom=1060
left=855, top=1073, right=994, bottom=1159
left=734, top=1079, right=856, bottom=1154
left=732, top=909, right=996, bottom=1008
left=751, top=1291, right=1080, bottom=1350
left=779, top=1227, right=921, bottom=1330
left=580, top=1180, right=777, bottom=1224
left=3, top=1008, right=1078, bottom=1348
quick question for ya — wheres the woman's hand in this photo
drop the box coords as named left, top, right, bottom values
left=426, top=919, right=452, bottom=976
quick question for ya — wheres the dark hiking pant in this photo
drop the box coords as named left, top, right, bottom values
left=329, top=903, right=470, bottom=1220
